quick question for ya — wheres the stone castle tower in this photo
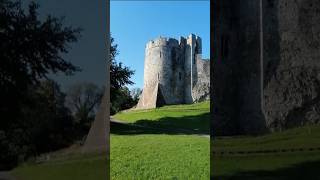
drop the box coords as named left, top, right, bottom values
left=212, top=0, right=320, bottom=135
left=137, top=34, right=210, bottom=109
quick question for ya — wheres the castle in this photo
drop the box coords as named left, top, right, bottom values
left=212, top=0, right=320, bottom=135
left=137, top=34, right=210, bottom=109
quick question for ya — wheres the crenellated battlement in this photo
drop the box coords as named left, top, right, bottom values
left=146, top=36, right=183, bottom=49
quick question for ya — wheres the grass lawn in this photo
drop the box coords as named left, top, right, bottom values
left=212, top=125, right=320, bottom=179
left=111, top=101, right=210, bottom=179
left=113, top=101, right=210, bottom=134
left=111, top=134, right=209, bottom=179
left=12, top=152, right=107, bottom=180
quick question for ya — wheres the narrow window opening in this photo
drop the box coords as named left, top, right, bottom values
left=179, top=72, right=182, bottom=80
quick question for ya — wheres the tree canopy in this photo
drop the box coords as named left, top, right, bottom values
left=0, top=0, right=81, bottom=170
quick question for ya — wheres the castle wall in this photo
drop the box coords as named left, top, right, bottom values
left=212, top=0, right=266, bottom=135
left=263, top=0, right=320, bottom=130
left=138, top=37, right=186, bottom=109
left=137, top=34, right=210, bottom=109
left=212, top=0, right=320, bottom=135
left=157, top=38, right=184, bottom=105
left=137, top=39, right=165, bottom=109
left=212, top=0, right=242, bottom=135
left=170, top=41, right=185, bottom=104
left=192, top=57, right=210, bottom=102
left=184, top=35, right=195, bottom=103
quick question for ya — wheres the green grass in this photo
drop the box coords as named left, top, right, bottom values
left=11, top=102, right=210, bottom=180
left=12, top=152, right=107, bottom=180
left=213, top=152, right=320, bottom=179
left=114, top=101, right=210, bottom=134
left=213, top=125, right=320, bottom=152
left=111, top=101, right=210, bottom=179
left=212, top=125, right=320, bottom=179
left=111, top=134, right=209, bottom=179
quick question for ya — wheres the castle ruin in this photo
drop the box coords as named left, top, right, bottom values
left=212, top=0, right=320, bottom=135
left=137, top=34, right=210, bottom=109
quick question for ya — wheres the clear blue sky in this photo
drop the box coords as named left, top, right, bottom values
left=111, top=1, right=210, bottom=90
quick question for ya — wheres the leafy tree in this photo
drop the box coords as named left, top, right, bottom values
left=0, top=0, right=81, bottom=127
left=0, top=0, right=80, bottom=169
left=111, top=87, right=136, bottom=115
left=109, top=36, right=135, bottom=114
left=23, top=80, right=74, bottom=154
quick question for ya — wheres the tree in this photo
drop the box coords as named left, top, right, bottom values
left=24, top=80, right=74, bottom=154
left=0, top=1, right=81, bottom=170
left=109, top=36, right=135, bottom=111
left=66, top=82, right=103, bottom=135
left=130, top=87, right=142, bottom=104
left=0, top=0, right=81, bottom=127
left=111, top=87, right=136, bottom=115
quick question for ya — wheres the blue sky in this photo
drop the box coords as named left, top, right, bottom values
left=111, top=1, right=210, bottom=89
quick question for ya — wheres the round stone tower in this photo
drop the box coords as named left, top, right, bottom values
left=137, top=36, right=184, bottom=109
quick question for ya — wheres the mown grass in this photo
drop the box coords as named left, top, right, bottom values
left=111, top=134, right=210, bottom=179
left=111, top=101, right=210, bottom=179
left=12, top=152, right=107, bottom=180
left=114, top=101, right=210, bottom=134
left=212, top=125, right=320, bottom=179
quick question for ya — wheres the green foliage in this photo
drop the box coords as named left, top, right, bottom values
left=109, top=36, right=135, bottom=114
left=0, top=0, right=81, bottom=109
left=0, top=0, right=81, bottom=170
left=111, top=87, right=136, bottom=115
left=0, top=80, right=76, bottom=170
left=24, top=80, right=75, bottom=153
left=109, top=36, right=134, bottom=90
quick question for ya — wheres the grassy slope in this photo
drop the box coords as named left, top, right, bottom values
left=213, top=125, right=320, bottom=152
left=212, top=125, right=320, bottom=179
left=12, top=153, right=107, bottom=180
left=11, top=102, right=210, bottom=180
left=111, top=101, right=210, bottom=179
left=114, top=101, right=210, bottom=134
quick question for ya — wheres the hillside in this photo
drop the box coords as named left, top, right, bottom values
left=111, top=101, right=210, bottom=179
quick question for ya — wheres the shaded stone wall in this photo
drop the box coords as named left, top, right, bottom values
left=212, top=0, right=266, bottom=135
left=212, top=0, right=320, bottom=135
left=263, top=0, right=320, bottom=131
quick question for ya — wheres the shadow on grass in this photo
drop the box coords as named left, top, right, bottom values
left=111, top=112, right=210, bottom=135
left=212, top=160, right=320, bottom=180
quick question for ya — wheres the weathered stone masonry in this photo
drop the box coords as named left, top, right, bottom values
left=212, top=0, right=320, bottom=135
left=137, top=34, right=210, bottom=109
